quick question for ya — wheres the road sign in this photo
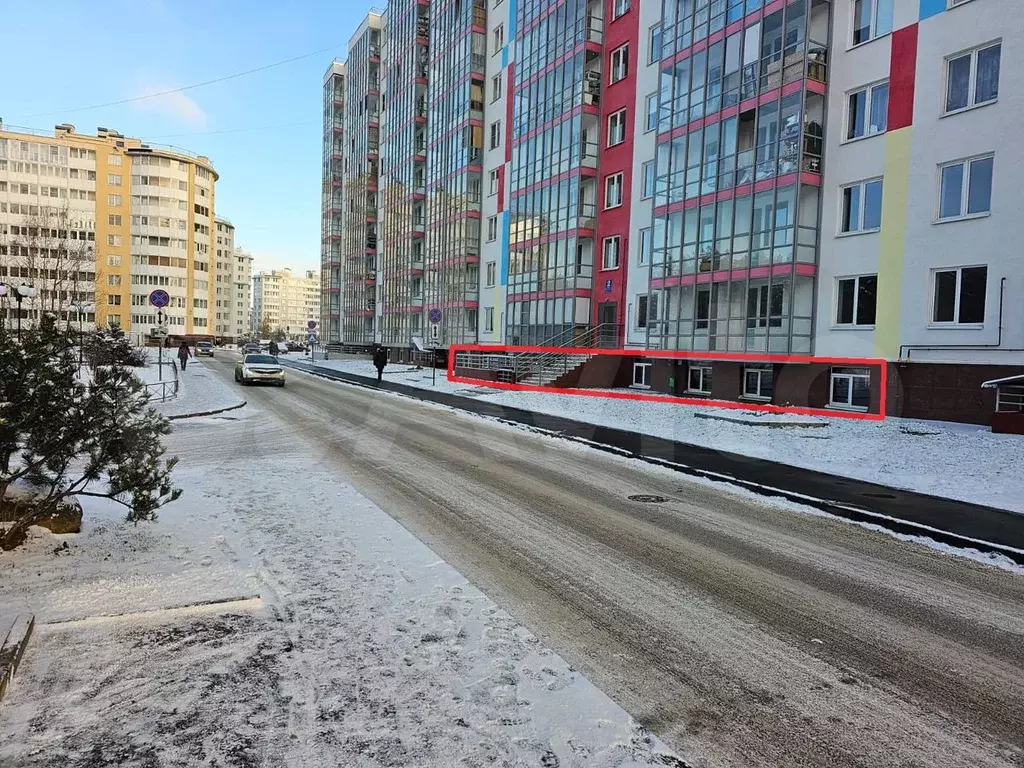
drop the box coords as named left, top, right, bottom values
left=429, top=323, right=440, bottom=343
left=428, top=308, right=442, bottom=324
left=149, top=289, right=170, bottom=308
left=307, top=319, right=318, bottom=330
left=604, top=279, right=613, bottom=294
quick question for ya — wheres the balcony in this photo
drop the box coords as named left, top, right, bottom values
left=578, top=202, right=597, bottom=231
left=468, top=148, right=482, bottom=166
left=471, top=53, right=486, bottom=75
left=586, top=15, right=603, bottom=45
left=583, top=73, right=601, bottom=108
left=415, top=102, right=427, bottom=120
left=369, top=43, right=381, bottom=60
left=472, top=5, right=486, bottom=27
left=410, top=293, right=424, bottom=308
left=580, top=140, right=598, bottom=170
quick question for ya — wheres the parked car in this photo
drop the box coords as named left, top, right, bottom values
left=195, top=341, right=214, bottom=357
left=234, top=354, right=286, bottom=387
left=243, top=342, right=261, bottom=355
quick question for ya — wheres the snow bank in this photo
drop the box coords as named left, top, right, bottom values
left=154, top=358, right=244, bottom=419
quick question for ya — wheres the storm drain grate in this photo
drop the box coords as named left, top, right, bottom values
left=628, top=494, right=671, bottom=504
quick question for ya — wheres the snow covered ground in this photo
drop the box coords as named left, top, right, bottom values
left=154, top=358, right=245, bottom=419
left=0, top=406, right=682, bottom=767
left=295, top=356, right=1024, bottom=515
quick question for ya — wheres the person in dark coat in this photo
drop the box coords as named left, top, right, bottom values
left=177, top=341, right=192, bottom=371
left=372, top=345, right=388, bottom=382
left=269, top=339, right=280, bottom=356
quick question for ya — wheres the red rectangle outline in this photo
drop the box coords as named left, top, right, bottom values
left=446, top=345, right=887, bottom=422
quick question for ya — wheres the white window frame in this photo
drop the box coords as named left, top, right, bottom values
left=829, top=367, right=871, bottom=411
left=610, top=45, right=629, bottom=84
left=638, top=227, right=651, bottom=265
left=485, top=261, right=496, bottom=287
left=641, top=161, right=655, bottom=199
left=839, top=178, right=884, bottom=235
left=604, top=172, right=624, bottom=209
left=602, top=235, right=621, bottom=270
left=943, top=42, right=1001, bottom=116
left=742, top=366, right=773, bottom=401
left=930, top=265, right=988, bottom=325
left=493, top=24, right=504, bottom=55
left=632, top=361, right=652, bottom=389
left=851, top=0, right=893, bottom=47
left=488, top=169, right=499, bottom=196
left=612, top=0, right=630, bottom=18
left=607, top=108, right=627, bottom=147
left=687, top=363, right=713, bottom=395
left=486, top=216, right=498, bottom=242
left=645, top=93, right=658, bottom=133
left=844, top=81, right=888, bottom=141
left=834, top=274, right=877, bottom=327
left=649, top=24, right=662, bottom=64
left=936, top=154, right=994, bottom=222
left=489, top=121, right=501, bottom=150
left=491, top=73, right=503, bottom=103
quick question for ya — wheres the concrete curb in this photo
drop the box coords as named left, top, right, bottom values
left=166, top=399, right=247, bottom=421
left=280, top=359, right=1024, bottom=564
left=0, top=614, right=35, bottom=703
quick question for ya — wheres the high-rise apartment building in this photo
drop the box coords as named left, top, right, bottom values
left=0, top=121, right=222, bottom=341
left=252, top=268, right=321, bottom=341
left=326, top=0, right=1023, bottom=422
left=213, top=218, right=253, bottom=343
left=322, top=60, right=346, bottom=344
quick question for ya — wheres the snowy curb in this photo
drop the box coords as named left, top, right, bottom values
left=166, top=400, right=247, bottom=422
left=694, top=411, right=828, bottom=428
left=0, top=614, right=35, bottom=703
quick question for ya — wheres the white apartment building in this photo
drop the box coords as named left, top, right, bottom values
left=213, top=218, right=253, bottom=342
left=252, top=268, right=321, bottom=341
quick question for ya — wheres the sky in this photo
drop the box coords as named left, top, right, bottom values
left=2, top=0, right=379, bottom=274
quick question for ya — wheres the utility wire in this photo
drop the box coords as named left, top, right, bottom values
left=14, top=45, right=342, bottom=120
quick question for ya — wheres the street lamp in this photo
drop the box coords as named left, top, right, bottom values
left=70, top=300, right=96, bottom=368
left=15, top=283, right=38, bottom=340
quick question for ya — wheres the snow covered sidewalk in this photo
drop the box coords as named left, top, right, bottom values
left=296, top=357, right=1024, bottom=515
left=153, top=358, right=245, bottom=419
left=0, top=407, right=682, bottom=767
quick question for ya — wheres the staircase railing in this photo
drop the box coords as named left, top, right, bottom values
left=511, top=323, right=619, bottom=382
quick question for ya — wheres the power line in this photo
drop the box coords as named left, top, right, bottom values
left=14, top=44, right=342, bottom=120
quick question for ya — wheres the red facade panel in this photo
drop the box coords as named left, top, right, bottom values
left=888, top=23, right=919, bottom=131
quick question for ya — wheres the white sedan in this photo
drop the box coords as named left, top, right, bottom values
left=235, top=354, right=286, bottom=387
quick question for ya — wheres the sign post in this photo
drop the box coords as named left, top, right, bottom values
left=149, top=290, right=170, bottom=382
left=307, top=319, right=318, bottom=361
left=427, top=309, right=442, bottom=386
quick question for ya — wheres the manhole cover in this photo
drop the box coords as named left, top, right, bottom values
left=628, top=494, right=670, bottom=504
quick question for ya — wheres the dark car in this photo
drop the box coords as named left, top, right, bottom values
left=243, top=342, right=261, bottom=354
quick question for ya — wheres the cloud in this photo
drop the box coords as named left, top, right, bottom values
left=132, top=84, right=207, bottom=126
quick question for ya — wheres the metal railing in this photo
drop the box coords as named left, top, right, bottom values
left=510, top=322, right=619, bottom=382
left=996, top=385, right=1024, bottom=413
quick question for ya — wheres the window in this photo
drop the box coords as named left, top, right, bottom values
left=636, top=295, right=649, bottom=328
left=485, top=307, right=495, bottom=332
left=836, top=275, right=878, bottom=326
left=107, top=234, right=122, bottom=246
left=608, top=109, right=627, bottom=146
left=747, top=285, right=784, bottom=328
left=605, top=172, right=623, bottom=208
left=107, top=255, right=121, bottom=267
left=743, top=367, right=773, bottom=400
left=107, top=173, right=122, bottom=186
left=486, top=261, right=496, bottom=287
left=613, top=0, right=629, bottom=18
left=649, top=25, right=663, bottom=64
left=108, top=214, right=122, bottom=226
left=645, top=93, right=658, bottom=132
left=945, top=43, right=1000, bottom=113
left=830, top=367, right=871, bottom=410
left=107, top=275, right=121, bottom=287
left=632, top=362, right=652, bottom=388
left=493, top=24, right=504, bottom=54
left=688, top=363, right=713, bottom=394
left=602, top=236, right=621, bottom=269
left=841, top=179, right=883, bottom=233
left=695, top=288, right=711, bottom=330
left=641, top=162, right=655, bottom=199
left=107, top=194, right=122, bottom=206
left=846, top=82, right=888, bottom=140
left=638, top=227, right=651, bottom=265
left=491, top=73, right=502, bottom=102
left=932, top=266, right=987, bottom=324
left=610, top=45, right=629, bottom=83
left=852, top=0, right=893, bottom=45
left=489, top=121, right=501, bottom=150
left=488, top=169, right=499, bottom=196
left=938, top=155, right=993, bottom=220
left=107, top=154, right=122, bottom=166
left=107, top=295, right=122, bottom=306
left=486, top=216, right=498, bottom=242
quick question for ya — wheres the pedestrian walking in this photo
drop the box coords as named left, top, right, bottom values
left=269, top=339, right=280, bottom=356
left=177, top=341, right=192, bottom=371
left=372, top=345, right=388, bottom=382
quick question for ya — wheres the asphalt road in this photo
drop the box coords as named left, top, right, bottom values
left=211, top=355, right=1024, bottom=768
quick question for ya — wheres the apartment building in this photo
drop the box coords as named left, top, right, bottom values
left=212, top=218, right=253, bottom=343
left=322, top=60, right=346, bottom=344
left=329, top=0, right=1022, bottom=423
left=252, top=268, right=321, bottom=341
left=0, top=121, right=220, bottom=340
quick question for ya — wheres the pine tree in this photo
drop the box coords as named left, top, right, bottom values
left=0, top=316, right=181, bottom=550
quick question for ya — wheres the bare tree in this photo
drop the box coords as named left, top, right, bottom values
left=1, top=200, right=97, bottom=328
